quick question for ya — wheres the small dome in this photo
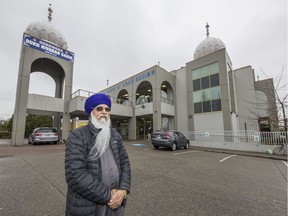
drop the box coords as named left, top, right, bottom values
left=25, top=20, right=68, bottom=50
left=194, top=37, right=225, bottom=60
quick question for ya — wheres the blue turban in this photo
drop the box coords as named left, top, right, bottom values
left=84, top=93, right=111, bottom=115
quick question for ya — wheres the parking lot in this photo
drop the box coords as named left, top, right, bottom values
left=0, top=141, right=287, bottom=216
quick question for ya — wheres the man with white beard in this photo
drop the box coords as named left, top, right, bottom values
left=65, top=93, right=131, bottom=216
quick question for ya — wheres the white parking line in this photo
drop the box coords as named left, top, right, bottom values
left=219, top=154, right=237, bottom=162
left=174, top=150, right=202, bottom=155
left=282, top=161, right=288, bottom=167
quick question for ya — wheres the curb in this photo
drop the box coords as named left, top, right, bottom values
left=190, top=146, right=287, bottom=161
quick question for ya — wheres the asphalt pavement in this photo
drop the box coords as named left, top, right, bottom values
left=0, top=140, right=286, bottom=216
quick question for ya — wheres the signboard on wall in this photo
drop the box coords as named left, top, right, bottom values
left=23, top=33, right=74, bottom=62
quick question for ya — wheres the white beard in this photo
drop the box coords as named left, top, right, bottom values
left=89, top=113, right=111, bottom=160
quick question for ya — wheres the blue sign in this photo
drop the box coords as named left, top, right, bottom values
left=105, top=69, right=155, bottom=94
left=23, top=33, right=74, bottom=63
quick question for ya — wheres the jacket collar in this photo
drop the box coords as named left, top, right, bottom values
left=87, top=120, right=102, bottom=135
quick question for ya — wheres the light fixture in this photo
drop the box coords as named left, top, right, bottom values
left=147, top=89, right=151, bottom=92
left=162, top=84, right=166, bottom=88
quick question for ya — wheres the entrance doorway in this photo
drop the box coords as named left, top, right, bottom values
left=136, top=117, right=152, bottom=140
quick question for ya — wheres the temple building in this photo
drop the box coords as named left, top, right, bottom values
left=69, top=24, right=278, bottom=140
left=12, top=5, right=278, bottom=145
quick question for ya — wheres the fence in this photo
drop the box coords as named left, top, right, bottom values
left=183, top=130, right=287, bottom=145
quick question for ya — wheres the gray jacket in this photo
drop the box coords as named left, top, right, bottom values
left=65, top=121, right=131, bottom=216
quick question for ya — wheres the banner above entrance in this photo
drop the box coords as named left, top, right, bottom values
left=23, top=33, right=74, bottom=63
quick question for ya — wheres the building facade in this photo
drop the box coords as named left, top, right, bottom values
left=69, top=29, right=278, bottom=140
left=13, top=11, right=278, bottom=144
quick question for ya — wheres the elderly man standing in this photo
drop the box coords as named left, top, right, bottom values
left=65, top=93, right=131, bottom=216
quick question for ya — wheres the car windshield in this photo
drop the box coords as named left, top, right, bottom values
left=38, top=128, right=57, bottom=133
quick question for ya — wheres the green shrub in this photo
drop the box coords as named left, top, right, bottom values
left=0, top=131, right=11, bottom=139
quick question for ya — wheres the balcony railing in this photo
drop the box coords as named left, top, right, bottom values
left=71, top=89, right=96, bottom=98
left=161, top=97, right=173, bottom=105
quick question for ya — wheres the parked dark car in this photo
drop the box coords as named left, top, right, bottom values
left=151, top=129, right=190, bottom=151
left=28, top=127, right=59, bottom=145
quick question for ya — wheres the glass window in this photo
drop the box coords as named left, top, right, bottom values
left=212, top=99, right=221, bottom=111
left=192, top=62, right=221, bottom=114
left=193, top=91, right=202, bottom=103
left=192, top=68, right=201, bottom=80
left=210, top=73, right=219, bottom=87
left=178, top=132, right=184, bottom=138
left=210, top=62, right=219, bottom=75
left=193, top=79, right=201, bottom=91
left=162, top=117, right=169, bottom=129
left=201, top=89, right=211, bottom=101
left=201, top=76, right=209, bottom=89
left=200, top=65, right=210, bottom=77
left=194, top=102, right=202, bottom=113
left=39, top=128, right=57, bottom=133
left=203, top=101, right=211, bottom=112
left=210, top=86, right=221, bottom=100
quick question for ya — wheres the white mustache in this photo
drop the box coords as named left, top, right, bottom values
left=98, top=115, right=107, bottom=119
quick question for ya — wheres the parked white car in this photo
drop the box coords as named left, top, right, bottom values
left=28, top=127, right=59, bottom=145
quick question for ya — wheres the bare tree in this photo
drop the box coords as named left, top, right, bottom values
left=258, top=67, right=287, bottom=132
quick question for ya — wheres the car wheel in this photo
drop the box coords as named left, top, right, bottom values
left=53, top=141, right=57, bottom=144
left=184, top=142, right=189, bottom=149
left=171, top=143, right=177, bottom=151
left=154, top=145, right=159, bottom=149
left=31, top=139, right=36, bottom=145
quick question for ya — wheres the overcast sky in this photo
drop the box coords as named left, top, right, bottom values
left=0, top=0, right=287, bottom=120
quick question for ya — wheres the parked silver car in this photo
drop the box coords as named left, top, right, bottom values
left=28, top=127, right=59, bottom=145
left=151, top=129, right=190, bottom=151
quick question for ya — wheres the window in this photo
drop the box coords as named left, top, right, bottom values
left=210, top=62, right=219, bottom=74
left=212, top=99, right=221, bottom=111
left=210, top=73, right=219, bottom=87
left=192, top=68, right=201, bottom=80
left=203, top=101, right=211, bottom=112
left=201, top=76, right=209, bottom=89
left=200, top=65, right=210, bottom=77
left=192, top=62, right=221, bottom=114
left=39, top=128, right=57, bottom=133
left=194, top=102, right=202, bottom=113
left=178, top=132, right=184, bottom=138
left=202, top=89, right=211, bottom=101
left=193, top=79, right=200, bottom=91
left=211, top=86, right=221, bottom=100
left=193, top=91, right=202, bottom=103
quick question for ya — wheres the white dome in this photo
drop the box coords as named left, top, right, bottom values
left=194, top=37, right=225, bottom=60
left=25, top=20, right=68, bottom=50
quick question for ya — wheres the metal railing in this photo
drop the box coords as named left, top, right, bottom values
left=161, top=97, right=173, bottom=105
left=71, top=89, right=96, bottom=98
left=183, top=130, right=287, bottom=145
left=71, top=89, right=120, bottom=104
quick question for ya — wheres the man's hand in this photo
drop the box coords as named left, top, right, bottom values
left=108, top=190, right=126, bottom=209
